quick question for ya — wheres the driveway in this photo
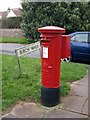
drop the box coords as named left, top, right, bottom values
left=0, top=43, right=40, bottom=58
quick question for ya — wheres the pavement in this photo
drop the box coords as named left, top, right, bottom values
left=0, top=43, right=89, bottom=119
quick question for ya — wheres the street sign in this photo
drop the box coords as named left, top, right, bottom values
left=15, top=41, right=40, bottom=57
left=15, top=41, right=40, bottom=77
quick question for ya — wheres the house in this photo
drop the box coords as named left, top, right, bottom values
left=0, top=11, right=8, bottom=19
left=7, top=8, right=22, bottom=18
left=0, top=8, right=22, bottom=19
left=0, top=12, right=2, bottom=19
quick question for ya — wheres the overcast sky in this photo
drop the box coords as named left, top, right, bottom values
left=0, top=0, right=22, bottom=11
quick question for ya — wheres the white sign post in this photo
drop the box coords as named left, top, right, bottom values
left=15, top=41, right=40, bottom=77
left=15, top=41, right=40, bottom=57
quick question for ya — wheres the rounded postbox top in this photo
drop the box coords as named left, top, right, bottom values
left=38, top=26, right=65, bottom=34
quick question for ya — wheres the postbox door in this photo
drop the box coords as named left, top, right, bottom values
left=41, top=37, right=61, bottom=88
left=41, top=42, right=54, bottom=88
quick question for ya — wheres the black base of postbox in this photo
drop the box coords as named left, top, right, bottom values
left=41, top=86, right=60, bottom=107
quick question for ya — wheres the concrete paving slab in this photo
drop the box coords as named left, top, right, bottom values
left=61, top=95, right=87, bottom=114
left=2, top=113, right=16, bottom=118
left=70, top=84, right=88, bottom=97
left=82, top=99, right=88, bottom=115
left=44, top=109, right=88, bottom=118
left=11, top=103, right=45, bottom=118
left=3, top=102, right=47, bottom=118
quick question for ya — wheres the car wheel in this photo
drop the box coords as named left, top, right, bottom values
left=61, top=54, right=73, bottom=62
left=61, top=57, right=70, bottom=62
left=70, top=54, right=73, bottom=62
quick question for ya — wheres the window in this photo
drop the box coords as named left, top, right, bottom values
left=88, top=33, right=90, bottom=43
left=71, top=33, right=88, bottom=43
left=71, top=35, right=76, bottom=41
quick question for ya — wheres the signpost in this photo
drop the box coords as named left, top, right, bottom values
left=15, top=41, right=40, bottom=57
left=15, top=41, right=40, bottom=77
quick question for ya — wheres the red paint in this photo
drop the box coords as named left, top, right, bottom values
left=38, top=26, right=65, bottom=88
left=61, top=35, right=71, bottom=59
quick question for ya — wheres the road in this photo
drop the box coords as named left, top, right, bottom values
left=0, top=43, right=40, bottom=58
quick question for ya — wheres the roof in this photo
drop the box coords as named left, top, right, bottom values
left=70, top=32, right=90, bottom=37
left=0, top=8, right=22, bottom=19
left=11, top=8, right=22, bottom=17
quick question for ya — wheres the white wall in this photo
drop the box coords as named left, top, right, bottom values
left=7, top=10, right=16, bottom=17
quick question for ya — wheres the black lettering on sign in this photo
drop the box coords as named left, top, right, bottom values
left=31, top=45, right=38, bottom=50
left=20, top=50, right=23, bottom=54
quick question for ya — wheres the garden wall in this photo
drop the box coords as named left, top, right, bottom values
left=0, top=29, right=24, bottom=38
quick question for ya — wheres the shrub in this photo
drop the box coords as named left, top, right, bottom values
left=2, top=17, right=22, bottom=29
left=21, top=2, right=90, bottom=43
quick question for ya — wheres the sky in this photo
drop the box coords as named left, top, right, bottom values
left=0, top=0, right=22, bottom=12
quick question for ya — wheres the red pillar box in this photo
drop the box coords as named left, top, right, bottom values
left=61, top=35, right=71, bottom=59
left=38, top=26, right=65, bottom=107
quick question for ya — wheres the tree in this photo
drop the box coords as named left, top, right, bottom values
left=21, top=2, right=90, bottom=43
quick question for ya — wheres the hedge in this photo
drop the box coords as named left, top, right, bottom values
left=1, top=17, right=22, bottom=29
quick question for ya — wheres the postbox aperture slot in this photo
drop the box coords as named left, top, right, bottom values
left=40, top=40, right=50, bottom=42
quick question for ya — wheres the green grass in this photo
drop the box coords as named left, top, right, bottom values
left=61, top=62, right=87, bottom=82
left=1, top=55, right=87, bottom=111
left=0, top=54, right=2, bottom=111
left=0, top=37, right=28, bottom=44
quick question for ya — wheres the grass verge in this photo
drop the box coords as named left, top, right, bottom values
left=1, top=54, right=87, bottom=111
left=0, top=54, right=2, bottom=111
left=0, top=38, right=28, bottom=44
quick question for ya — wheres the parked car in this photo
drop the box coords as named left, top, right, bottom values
left=70, top=32, right=90, bottom=63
